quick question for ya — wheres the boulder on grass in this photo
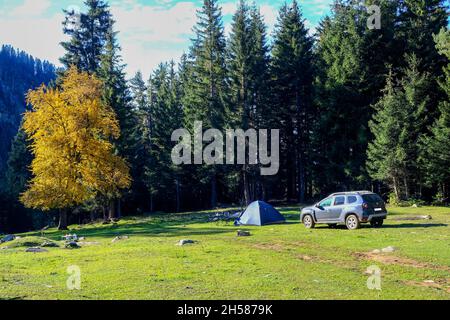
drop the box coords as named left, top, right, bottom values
left=237, top=230, right=251, bottom=237
left=65, top=241, right=81, bottom=249
left=177, top=239, right=195, bottom=246
left=111, top=236, right=129, bottom=243
left=1, top=235, right=16, bottom=243
left=62, top=234, right=78, bottom=242
left=41, top=241, right=59, bottom=248
left=381, top=246, right=396, bottom=253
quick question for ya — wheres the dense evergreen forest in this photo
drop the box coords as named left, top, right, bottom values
left=0, top=45, right=56, bottom=232
left=0, top=0, right=449, bottom=232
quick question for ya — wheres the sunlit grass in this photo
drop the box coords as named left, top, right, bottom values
left=1, top=206, right=449, bottom=300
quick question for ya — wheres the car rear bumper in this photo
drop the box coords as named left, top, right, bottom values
left=362, top=213, right=387, bottom=222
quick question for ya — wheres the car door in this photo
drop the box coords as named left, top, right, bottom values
left=315, top=198, right=333, bottom=222
left=328, top=196, right=346, bottom=220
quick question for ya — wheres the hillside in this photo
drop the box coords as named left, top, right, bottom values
left=0, top=45, right=55, bottom=173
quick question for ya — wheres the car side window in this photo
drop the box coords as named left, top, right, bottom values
left=334, top=196, right=345, bottom=206
left=319, top=198, right=333, bottom=207
left=347, top=196, right=357, bottom=204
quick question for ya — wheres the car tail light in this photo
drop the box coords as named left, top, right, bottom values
left=362, top=203, right=369, bottom=210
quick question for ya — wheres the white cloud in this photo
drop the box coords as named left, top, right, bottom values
left=111, top=1, right=198, bottom=76
left=260, top=4, right=278, bottom=33
left=0, top=0, right=330, bottom=78
left=0, top=9, right=65, bottom=65
left=11, top=0, right=52, bottom=17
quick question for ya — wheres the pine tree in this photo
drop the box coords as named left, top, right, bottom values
left=139, top=62, right=184, bottom=212
left=129, top=71, right=152, bottom=210
left=183, top=0, right=229, bottom=208
left=368, top=56, right=430, bottom=201
left=60, top=0, right=112, bottom=72
left=397, top=0, right=448, bottom=75
left=4, top=129, right=32, bottom=198
left=419, top=28, right=450, bottom=200
left=313, top=0, right=397, bottom=195
left=271, top=0, right=314, bottom=202
left=228, top=1, right=271, bottom=204
left=96, top=24, right=134, bottom=220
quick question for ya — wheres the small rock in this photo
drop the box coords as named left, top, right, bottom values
left=26, top=247, right=48, bottom=253
left=177, top=239, right=195, bottom=246
left=372, top=249, right=381, bottom=254
left=65, top=241, right=80, bottom=249
left=422, top=215, right=433, bottom=220
left=0, top=234, right=16, bottom=243
left=381, top=246, right=396, bottom=253
left=237, top=230, right=251, bottom=237
left=62, top=234, right=78, bottom=242
left=41, top=241, right=59, bottom=248
left=111, top=236, right=129, bottom=243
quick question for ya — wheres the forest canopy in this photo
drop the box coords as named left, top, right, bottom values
left=0, top=0, right=449, bottom=232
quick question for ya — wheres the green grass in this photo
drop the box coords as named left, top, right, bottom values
left=1, top=206, right=449, bottom=300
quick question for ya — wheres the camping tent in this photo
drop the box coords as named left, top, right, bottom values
left=237, top=201, right=286, bottom=226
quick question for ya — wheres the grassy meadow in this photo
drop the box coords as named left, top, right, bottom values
left=1, top=206, right=449, bottom=300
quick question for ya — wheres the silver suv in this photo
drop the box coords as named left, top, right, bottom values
left=300, top=191, right=388, bottom=230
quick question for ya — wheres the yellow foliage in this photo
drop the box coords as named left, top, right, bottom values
left=21, top=66, right=131, bottom=211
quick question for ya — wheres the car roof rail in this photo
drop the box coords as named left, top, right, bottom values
left=330, top=191, right=374, bottom=196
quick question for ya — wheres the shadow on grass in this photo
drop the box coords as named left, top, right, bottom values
left=33, top=213, right=239, bottom=240
left=376, top=223, right=447, bottom=229
left=313, top=223, right=447, bottom=230
left=283, top=214, right=300, bottom=220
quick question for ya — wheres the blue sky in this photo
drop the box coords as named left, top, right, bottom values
left=0, top=0, right=333, bottom=77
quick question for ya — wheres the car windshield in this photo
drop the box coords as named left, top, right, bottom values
left=319, top=198, right=333, bottom=207
left=362, top=194, right=383, bottom=203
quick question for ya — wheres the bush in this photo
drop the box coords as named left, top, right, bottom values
left=388, top=193, right=426, bottom=207
left=388, top=193, right=400, bottom=206
left=432, top=191, right=446, bottom=206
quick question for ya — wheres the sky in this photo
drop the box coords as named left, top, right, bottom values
left=0, top=0, right=333, bottom=77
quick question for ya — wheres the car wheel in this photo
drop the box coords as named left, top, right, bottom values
left=346, top=214, right=360, bottom=230
left=370, top=219, right=384, bottom=228
left=303, top=215, right=315, bottom=229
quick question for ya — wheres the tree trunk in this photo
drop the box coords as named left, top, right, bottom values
left=58, top=208, right=68, bottom=231
left=176, top=178, right=181, bottom=213
left=108, top=199, right=116, bottom=221
left=404, top=177, right=409, bottom=200
left=116, top=199, right=122, bottom=220
left=298, top=154, right=306, bottom=203
left=210, top=173, right=217, bottom=209
left=150, top=194, right=154, bottom=213
left=393, top=176, right=400, bottom=201
left=243, top=166, right=251, bottom=205
left=102, top=206, right=107, bottom=222
left=262, top=182, right=267, bottom=202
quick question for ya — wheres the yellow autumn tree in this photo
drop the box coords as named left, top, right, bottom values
left=21, top=66, right=131, bottom=230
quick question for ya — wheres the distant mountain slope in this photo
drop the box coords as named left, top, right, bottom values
left=0, top=45, right=56, bottom=173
